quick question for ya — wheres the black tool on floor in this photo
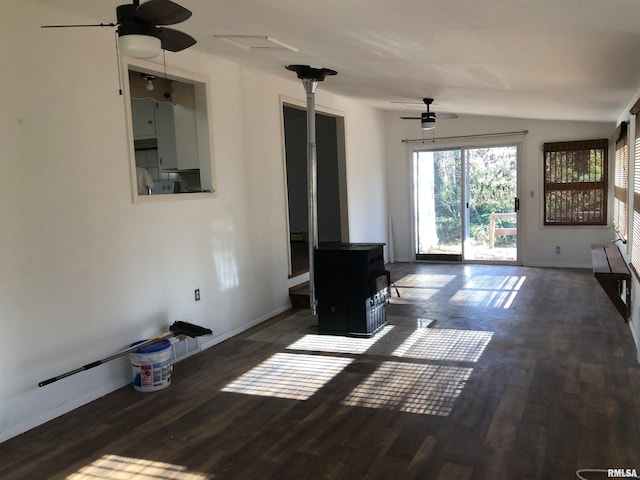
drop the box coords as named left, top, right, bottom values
left=38, top=321, right=212, bottom=387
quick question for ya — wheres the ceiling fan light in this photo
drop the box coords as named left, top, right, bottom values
left=421, top=111, right=436, bottom=130
left=421, top=120, right=436, bottom=130
left=119, top=34, right=162, bottom=59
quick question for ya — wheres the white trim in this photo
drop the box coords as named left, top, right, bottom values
left=1, top=304, right=293, bottom=443
left=199, top=305, right=292, bottom=350
left=279, top=95, right=346, bottom=119
left=526, top=262, right=593, bottom=269
left=0, top=374, right=131, bottom=444
left=409, top=140, right=522, bottom=264
left=122, top=57, right=216, bottom=203
left=278, top=95, right=349, bottom=276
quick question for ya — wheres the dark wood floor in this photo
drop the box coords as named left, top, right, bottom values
left=2, top=263, right=640, bottom=480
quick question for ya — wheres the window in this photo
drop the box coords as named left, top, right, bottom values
left=613, top=122, right=628, bottom=241
left=543, top=139, right=608, bottom=225
left=124, top=59, right=214, bottom=199
left=631, top=100, right=640, bottom=273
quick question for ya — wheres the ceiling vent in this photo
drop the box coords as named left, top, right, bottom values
left=213, top=35, right=298, bottom=52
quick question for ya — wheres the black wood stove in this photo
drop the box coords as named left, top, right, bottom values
left=314, top=243, right=391, bottom=337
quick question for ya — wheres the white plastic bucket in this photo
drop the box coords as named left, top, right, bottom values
left=129, top=339, right=173, bottom=392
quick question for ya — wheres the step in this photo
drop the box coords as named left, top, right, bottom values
left=289, top=281, right=310, bottom=308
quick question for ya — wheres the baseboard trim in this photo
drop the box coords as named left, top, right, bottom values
left=0, top=374, right=130, bottom=444
left=199, top=304, right=292, bottom=351
left=1, top=304, right=293, bottom=444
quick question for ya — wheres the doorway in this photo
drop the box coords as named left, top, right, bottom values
left=412, top=144, right=520, bottom=263
left=282, top=104, right=348, bottom=277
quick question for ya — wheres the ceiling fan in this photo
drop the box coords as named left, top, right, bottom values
left=42, top=0, right=197, bottom=59
left=399, top=98, right=458, bottom=130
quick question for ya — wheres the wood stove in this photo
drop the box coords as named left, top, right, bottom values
left=314, top=243, right=390, bottom=337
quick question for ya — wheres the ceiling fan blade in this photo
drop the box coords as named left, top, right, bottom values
left=400, top=116, right=421, bottom=120
left=41, top=23, right=116, bottom=28
left=434, top=113, right=459, bottom=119
left=160, top=27, right=197, bottom=52
left=136, top=0, right=192, bottom=25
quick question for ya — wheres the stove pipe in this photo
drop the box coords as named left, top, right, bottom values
left=285, top=65, right=337, bottom=316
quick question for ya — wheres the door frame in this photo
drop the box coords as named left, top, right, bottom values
left=410, top=141, right=522, bottom=265
left=280, top=96, right=349, bottom=280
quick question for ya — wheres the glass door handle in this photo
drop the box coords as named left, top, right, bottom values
left=514, top=198, right=520, bottom=212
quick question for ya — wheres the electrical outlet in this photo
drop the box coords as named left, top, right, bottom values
left=194, top=289, right=200, bottom=301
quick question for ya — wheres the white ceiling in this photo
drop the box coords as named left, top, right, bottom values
left=42, top=0, right=640, bottom=121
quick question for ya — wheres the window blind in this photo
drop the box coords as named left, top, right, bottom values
left=632, top=109, right=640, bottom=271
left=613, top=122, right=628, bottom=241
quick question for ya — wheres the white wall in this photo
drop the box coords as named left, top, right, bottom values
left=385, top=113, right=615, bottom=267
left=0, top=1, right=387, bottom=442
left=344, top=104, right=389, bottom=248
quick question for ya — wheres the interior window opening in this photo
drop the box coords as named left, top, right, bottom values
left=126, top=62, right=214, bottom=198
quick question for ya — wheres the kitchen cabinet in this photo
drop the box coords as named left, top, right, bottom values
left=172, top=101, right=199, bottom=170
left=131, top=98, right=156, bottom=138
left=155, top=101, right=178, bottom=170
left=131, top=96, right=199, bottom=171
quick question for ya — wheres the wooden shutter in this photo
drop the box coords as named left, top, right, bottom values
left=543, top=139, right=608, bottom=225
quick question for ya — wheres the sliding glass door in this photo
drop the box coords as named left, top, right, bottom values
left=413, top=149, right=463, bottom=261
left=413, top=144, right=519, bottom=263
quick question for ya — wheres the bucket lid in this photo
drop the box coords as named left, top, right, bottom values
left=131, top=339, right=171, bottom=354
